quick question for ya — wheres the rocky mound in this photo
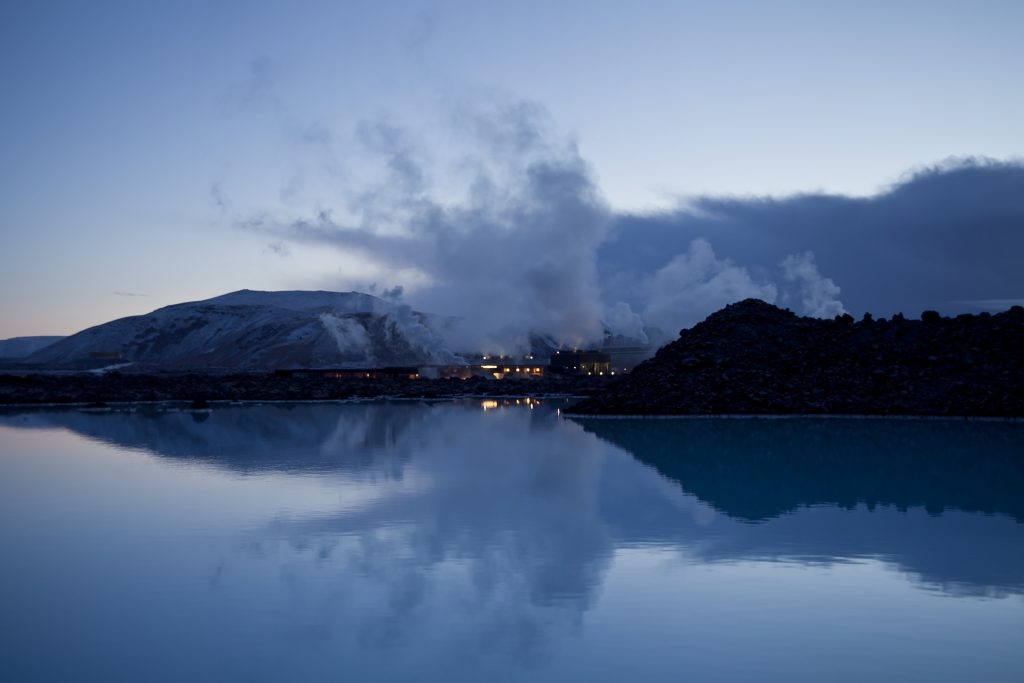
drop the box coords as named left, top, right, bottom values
left=570, top=299, right=1024, bottom=416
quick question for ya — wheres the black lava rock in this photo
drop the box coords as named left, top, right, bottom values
left=571, top=299, right=1024, bottom=417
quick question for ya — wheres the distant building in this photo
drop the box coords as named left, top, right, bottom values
left=548, top=350, right=612, bottom=376
left=473, top=362, right=545, bottom=380
left=598, top=344, right=650, bottom=373
left=273, top=363, right=547, bottom=381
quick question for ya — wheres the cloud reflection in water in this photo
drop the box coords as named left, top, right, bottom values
left=1, top=402, right=1022, bottom=681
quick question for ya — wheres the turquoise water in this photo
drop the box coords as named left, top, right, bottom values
left=1, top=401, right=1022, bottom=682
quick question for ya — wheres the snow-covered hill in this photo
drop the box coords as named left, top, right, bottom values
left=0, top=336, right=65, bottom=359
left=25, top=290, right=460, bottom=369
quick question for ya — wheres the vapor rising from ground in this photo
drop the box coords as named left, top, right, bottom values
left=232, top=96, right=1024, bottom=353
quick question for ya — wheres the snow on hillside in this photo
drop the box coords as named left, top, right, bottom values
left=24, top=290, right=460, bottom=369
left=0, top=336, right=65, bottom=359
left=200, top=289, right=391, bottom=314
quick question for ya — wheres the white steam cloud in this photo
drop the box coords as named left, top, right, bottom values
left=779, top=252, right=846, bottom=318
left=245, top=101, right=617, bottom=353
left=642, top=238, right=779, bottom=336
left=235, top=97, right=856, bottom=353
left=602, top=302, right=648, bottom=344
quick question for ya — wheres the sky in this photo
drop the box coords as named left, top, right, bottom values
left=1, top=0, right=1022, bottom=339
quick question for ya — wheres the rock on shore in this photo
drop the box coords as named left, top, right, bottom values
left=570, top=299, right=1024, bottom=417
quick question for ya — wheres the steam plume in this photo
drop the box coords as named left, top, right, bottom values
left=235, top=96, right=1024, bottom=352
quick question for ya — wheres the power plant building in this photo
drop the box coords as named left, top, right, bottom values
left=548, top=350, right=612, bottom=376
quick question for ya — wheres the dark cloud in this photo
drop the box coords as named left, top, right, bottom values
left=601, top=158, right=1024, bottom=322
left=114, top=291, right=149, bottom=297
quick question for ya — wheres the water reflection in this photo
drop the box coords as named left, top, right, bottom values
left=1, top=404, right=1022, bottom=682
left=576, top=416, right=1024, bottom=521
left=1, top=402, right=434, bottom=473
left=3, top=404, right=1023, bottom=598
left=580, top=416, right=1024, bottom=597
left=1, top=402, right=609, bottom=678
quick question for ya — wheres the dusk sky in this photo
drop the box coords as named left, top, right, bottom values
left=2, top=0, right=1022, bottom=338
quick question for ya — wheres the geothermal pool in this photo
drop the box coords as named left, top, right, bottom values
left=1, top=401, right=1022, bottom=682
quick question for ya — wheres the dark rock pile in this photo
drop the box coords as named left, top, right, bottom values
left=571, top=299, right=1024, bottom=416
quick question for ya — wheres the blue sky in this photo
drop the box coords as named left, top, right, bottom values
left=1, top=0, right=1022, bottom=337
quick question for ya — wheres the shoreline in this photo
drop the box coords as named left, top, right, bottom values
left=0, top=371, right=611, bottom=407
left=0, top=393, right=585, bottom=410
left=2, top=396, right=1021, bottom=422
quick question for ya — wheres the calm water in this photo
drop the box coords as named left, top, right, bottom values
left=1, top=401, right=1022, bottom=682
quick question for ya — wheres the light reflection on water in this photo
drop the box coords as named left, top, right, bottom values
left=0, top=401, right=1022, bottom=682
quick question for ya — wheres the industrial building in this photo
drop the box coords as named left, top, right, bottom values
left=547, top=350, right=612, bottom=376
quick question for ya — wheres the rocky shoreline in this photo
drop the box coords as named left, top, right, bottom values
left=570, top=299, right=1024, bottom=417
left=0, top=371, right=612, bottom=407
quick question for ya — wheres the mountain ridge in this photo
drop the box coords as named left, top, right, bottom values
left=22, top=289, right=458, bottom=370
